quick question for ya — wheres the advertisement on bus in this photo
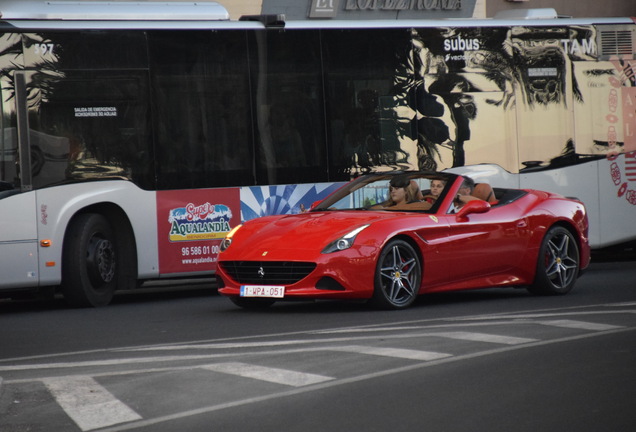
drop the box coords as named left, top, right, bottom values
left=156, top=188, right=240, bottom=274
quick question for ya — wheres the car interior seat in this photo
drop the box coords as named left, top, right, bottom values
left=472, top=183, right=498, bottom=204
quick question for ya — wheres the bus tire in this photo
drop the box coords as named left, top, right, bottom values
left=62, top=213, right=118, bottom=307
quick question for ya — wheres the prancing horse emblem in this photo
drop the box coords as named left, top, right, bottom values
left=257, top=266, right=265, bottom=278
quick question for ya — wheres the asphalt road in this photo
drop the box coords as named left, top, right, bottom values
left=1, top=257, right=635, bottom=432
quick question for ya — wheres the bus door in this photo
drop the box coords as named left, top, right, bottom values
left=0, top=70, right=40, bottom=290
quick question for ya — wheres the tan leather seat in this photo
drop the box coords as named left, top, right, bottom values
left=472, top=183, right=497, bottom=203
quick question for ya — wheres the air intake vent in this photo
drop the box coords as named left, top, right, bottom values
left=219, top=261, right=316, bottom=285
left=598, top=27, right=634, bottom=59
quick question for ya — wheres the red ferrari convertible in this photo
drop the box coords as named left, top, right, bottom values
left=217, top=172, right=590, bottom=309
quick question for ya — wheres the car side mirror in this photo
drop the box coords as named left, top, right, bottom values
left=455, top=200, right=491, bottom=222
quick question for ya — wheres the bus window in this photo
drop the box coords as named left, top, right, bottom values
left=322, top=28, right=411, bottom=178
left=148, top=30, right=253, bottom=189
left=29, top=71, right=152, bottom=189
left=249, top=29, right=326, bottom=185
left=511, top=26, right=575, bottom=168
left=0, top=73, right=18, bottom=195
left=21, top=31, right=152, bottom=190
left=1, top=34, right=22, bottom=194
left=22, top=30, right=148, bottom=70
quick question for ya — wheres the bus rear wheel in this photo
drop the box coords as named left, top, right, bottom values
left=62, top=213, right=118, bottom=307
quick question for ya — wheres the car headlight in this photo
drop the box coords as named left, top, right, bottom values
left=322, top=224, right=370, bottom=254
left=220, top=224, right=242, bottom=252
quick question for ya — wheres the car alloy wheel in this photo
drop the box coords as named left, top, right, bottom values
left=372, top=239, right=421, bottom=309
left=529, top=225, right=579, bottom=295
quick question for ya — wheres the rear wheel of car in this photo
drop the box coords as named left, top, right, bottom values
left=528, top=226, right=579, bottom=295
left=62, top=213, right=119, bottom=307
left=229, top=296, right=276, bottom=309
left=372, top=239, right=421, bottom=309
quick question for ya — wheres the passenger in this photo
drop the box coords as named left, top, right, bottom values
left=458, top=176, right=475, bottom=196
left=422, top=179, right=446, bottom=203
left=376, top=175, right=418, bottom=208
left=450, top=176, right=481, bottom=212
left=409, top=180, right=424, bottom=201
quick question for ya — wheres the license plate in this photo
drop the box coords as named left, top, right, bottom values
left=240, top=285, right=285, bottom=298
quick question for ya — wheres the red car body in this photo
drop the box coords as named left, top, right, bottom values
left=217, top=172, right=590, bottom=309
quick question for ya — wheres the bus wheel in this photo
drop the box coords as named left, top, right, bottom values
left=62, top=213, right=117, bottom=307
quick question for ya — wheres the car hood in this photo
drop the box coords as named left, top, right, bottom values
left=222, top=211, right=391, bottom=259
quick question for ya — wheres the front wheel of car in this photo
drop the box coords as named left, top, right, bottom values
left=528, top=226, right=580, bottom=296
left=371, top=239, right=421, bottom=309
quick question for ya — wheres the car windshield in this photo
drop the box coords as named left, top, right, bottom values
left=312, top=172, right=454, bottom=212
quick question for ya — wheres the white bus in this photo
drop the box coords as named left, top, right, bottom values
left=0, top=1, right=634, bottom=306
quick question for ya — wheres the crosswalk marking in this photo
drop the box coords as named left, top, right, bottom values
left=327, top=345, right=452, bottom=361
left=6, top=314, right=630, bottom=432
left=537, top=319, right=623, bottom=331
left=41, top=376, right=142, bottom=431
left=430, top=331, right=536, bottom=345
left=200, top=362, right=333, bottom=387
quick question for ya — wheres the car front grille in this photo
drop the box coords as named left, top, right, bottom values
left=219, top=261, right=317, bottom=285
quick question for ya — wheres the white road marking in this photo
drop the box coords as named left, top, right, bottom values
left=430, top=331, right=536, bottom=345
left=537, top=320, right=623, bottom=331
left=41, top=376, right=142, bottom=431
left=4, top=310, right=633, bottom=432
left=97, top=327, right=636, bottom=432
left=200, top=362, right=333, bottom=386
left=313, top=326, right=424, bottom=334
left=328, top=345, right=452, bottom=361
left=453, top=310, right=636, bottom=321
left=0, top=321, right=616, bottom=375
left=127, top=339, right=322, bottom=350
left=0, top=353, right=236, bottom=372
left=3, top=305, right=633, bottom=367
left=121, top=329, right=532, bottom=352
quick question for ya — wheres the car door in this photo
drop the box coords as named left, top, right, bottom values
left=437, top=202, right=531, bottom=286
left=412, top=214, right=452, bottom=289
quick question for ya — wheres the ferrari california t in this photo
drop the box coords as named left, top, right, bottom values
left=216, top=171, right=590, bottom=309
